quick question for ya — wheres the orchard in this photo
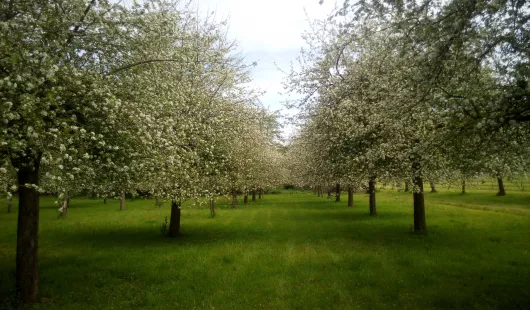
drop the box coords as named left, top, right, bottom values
left=1, top=0, right=529, bottom=308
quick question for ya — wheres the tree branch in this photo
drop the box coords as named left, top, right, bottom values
left=65, top=0, right=96, bottom=46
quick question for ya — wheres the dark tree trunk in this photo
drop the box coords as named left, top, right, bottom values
left=260, top=189, right=264, bottom=198
left=327, top=188, right=331, bottom=199
left=369, top=177, right=376, bottom=216
left=461, top=180, right=466, bottom=194
left=405, top=181, right=409, bottom=192
left=155, top=197, right=161, bottom=207
left=15, top=159, right=41, bottom=302
left=430, top=182, right=437, bottom=193
left=335, top=183, right=341, bottom=202
left=497, top=177, right=506, bottom=196
left=258, top=189, right=262, bottom=200
left=209, top=198, right=215, bottom=218
left=231, top=192, right=237, bottom=208
left=347, top=185, right=353, bottom=207
left=7, top=196, right=12, bottom=213
left=252, top=190, right=256, bottom=201
left=103, top=197, right=107, bottom=204
left=317, top=186, right=321, bottom=197
left=244, top=193, right=248, bottom=204
left=168, top=200, right=181, bottom=237
left=412, top=160, right=427, bottom=233
left=120, top=191, right=125, bottom=211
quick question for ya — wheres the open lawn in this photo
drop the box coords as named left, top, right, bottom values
left=1, top=189, right=530, bottom=309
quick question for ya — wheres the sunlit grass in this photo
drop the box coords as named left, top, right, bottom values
left=1, top=188, right=529, bottom=309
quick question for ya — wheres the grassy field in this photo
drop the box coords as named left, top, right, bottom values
left=1, top=188, right=529, bottom=309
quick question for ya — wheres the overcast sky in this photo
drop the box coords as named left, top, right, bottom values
left=196, top=0, right=337, bottom=139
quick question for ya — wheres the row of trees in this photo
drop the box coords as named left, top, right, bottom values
left=0, top=0, right=284, bottom=302
left=285, top=0, right=529, bottom=231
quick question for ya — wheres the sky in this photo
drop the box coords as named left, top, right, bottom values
left=195, top=0, right=338, bottom=139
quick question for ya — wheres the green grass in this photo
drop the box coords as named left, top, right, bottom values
left=1, top=189, right=530, bottom=309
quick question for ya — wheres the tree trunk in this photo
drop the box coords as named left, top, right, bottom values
left=155, top=197, right=161, bottom=207
left=335, top=183, right=341, bottom=202
left=369, top=177, right=376, bottom=216
left=120, top=191, right=125, bottom=211
left=168, top=200, right=181, bottom=237
left=231, top=192, right=237, bottom=208
left=244, top=193, right=248, bottom=204
left=251, top=190, right=256, bottom=201
left=103, top=197, right=107, bottom=204
left=317, top=186, right=321, bottom=197
left=430, top=182, right=437, bottom=193
left=347, top=185, right=353, bottom=207
left=405, top=181, right=409, bottom=192
left=209, top=198, right=215, bottom=218
left=260, top=189, right=264, bottom=198
left=412, top=160, right=427, bottom=233
left=258, top=189, right=262, bottom=200
left=7, top=195, right=12, bottom=213
left=497, top=177, right=506, bottom=196
left=60, top=193, right=69, bottom=219
left=461, top=180, right=466, bottom=194
left=15, top=160, right=41, bottom=302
